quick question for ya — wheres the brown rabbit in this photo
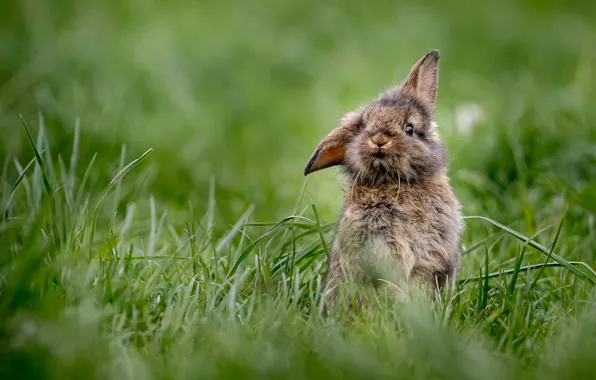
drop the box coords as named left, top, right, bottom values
left=304, top=50, right=463, bottom=313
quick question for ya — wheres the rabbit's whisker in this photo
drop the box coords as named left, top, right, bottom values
left=351, top=169, right=362, bottom=205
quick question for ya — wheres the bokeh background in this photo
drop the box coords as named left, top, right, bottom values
left=3, top=0, right=595, bottom=230
left=3, top=1, right=596, bottom=379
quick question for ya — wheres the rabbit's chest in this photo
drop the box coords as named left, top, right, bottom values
left=337, top=201, right=449, bottom=261
left=335, top=205, right=409, bottom=257
left=342, top=202, right=421, bottom=238
left=334, top=215, right=399, bottom=283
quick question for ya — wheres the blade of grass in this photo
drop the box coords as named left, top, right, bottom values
left=89, top=148, right=153, bottom=248
left=113, top=144, right=127, bottom=214
left=461, top=262, right=593, bottom=284
left=206, top=176, right=216, bottom=243
left=20, top=115, right=51, bottom=196
left=2, top=157, right=36, bottom=219
left=58, top=155, right=73, bottom=209
left=462, top=233, right=502, bottom=256
left=278, top=223, right=334, bottom=252
left=289, top=178, right=309, bottom=281
left=148, top=196, right=157, bottom=256
left=531, top=214, right=566, bottom=289
left=479, top=242, right=489, bottom=313
left=1, top=154, right=9, bottom=188
left=311, top=204, right=329, bottom=256
left=75, top=153, right=97, bottom=207
left=228, top=215, right=316, bottom=276
left=243, top=222, right=321, bottom=230
left=70, top=117, right=80, bottom=188
left=465, top=215, right=596, bottom=284
left=293, top=178, right=309, bottom=215
left=40, top=115, right=55, bottom=185
left=507, top=224, right=552, bottom=295
left=72, top=153, right=97, bottom=247
left=508, top=245, right=528, bottom=296
left=216, top=204, right=255, bottom=253
left=13, top=158, right=33, bottom=206
left=31, top=114, right=45, bottom=200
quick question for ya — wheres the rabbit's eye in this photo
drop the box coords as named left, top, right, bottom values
left=405, top=124, right=414, bottom=136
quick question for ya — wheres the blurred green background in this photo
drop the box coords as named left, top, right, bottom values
left=3, top=1, right=596, bottom=379
left=3, top=0, right=595, bottom=228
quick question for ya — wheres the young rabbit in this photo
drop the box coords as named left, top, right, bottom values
left=304, top=50, right=463, bottom=313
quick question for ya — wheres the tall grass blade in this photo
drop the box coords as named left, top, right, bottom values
left=89, top=148, right=153, bottom=248
left=70, top=117, right=80, bottom=188
left=114, top=144, right=127, bottom=213
left=2, top=157, right=35, bottom=219
left=228, top=215, right=316, bottom=276
left=311, top=204, right=329, bottom=256
left=207, top=176, right=216, bottom=243
left=507, top=224, right=552, bottom=295
left=465, top=216, right=596, bottom=284
left=531, top=214, right=566, bottom=289
left=75, top=153, right=97, bottom=207
left=461, top=262, right=593, bottom=284
left=216, top=204, right=255, bottom=253
left=20, top=114, right=51, bottom=196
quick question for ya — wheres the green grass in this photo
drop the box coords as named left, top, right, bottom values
left=2, top=0, right=596, bottom=379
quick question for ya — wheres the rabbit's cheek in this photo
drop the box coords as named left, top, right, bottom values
left=344, top=144, right=365, bottom=171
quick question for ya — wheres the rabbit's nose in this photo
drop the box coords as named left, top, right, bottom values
left=370, top=133, right=390, bottom=147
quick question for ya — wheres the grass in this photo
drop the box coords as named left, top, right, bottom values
left=2, top=0, right=596, bottom=379
left=2, top=114, right=596, bottom=379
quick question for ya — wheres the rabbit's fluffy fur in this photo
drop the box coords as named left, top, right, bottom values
left=304, top=50, right=463, bottom=312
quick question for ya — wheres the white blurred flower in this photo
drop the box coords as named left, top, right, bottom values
left=454, top=103, right=484, bottom=135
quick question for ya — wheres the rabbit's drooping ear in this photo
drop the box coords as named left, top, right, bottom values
left=401, top=50, right=440, bottom=113
left=304, top=112, right=361, bottom=175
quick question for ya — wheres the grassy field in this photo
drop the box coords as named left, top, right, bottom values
left=2, top=0, right=596, bottom=378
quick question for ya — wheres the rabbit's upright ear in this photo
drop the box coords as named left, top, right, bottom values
left=400, top=50, right=440, bottom=113
left=304, top=112, right=361, bottom=175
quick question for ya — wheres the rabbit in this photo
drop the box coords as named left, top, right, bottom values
left=304, top=50, right=463, bottom=314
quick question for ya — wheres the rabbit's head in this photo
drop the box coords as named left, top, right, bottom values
left=304, top=50, right=446, bottom=186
